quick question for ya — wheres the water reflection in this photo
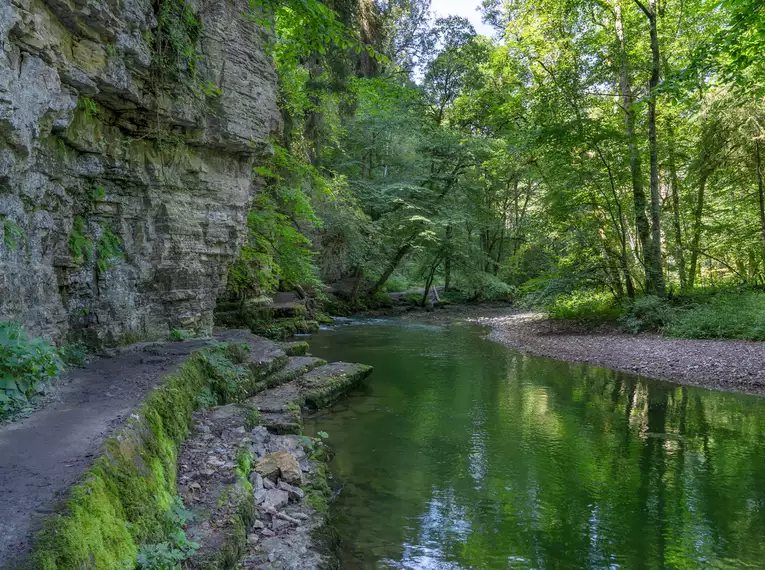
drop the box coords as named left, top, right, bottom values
left=304, top=322, right=765, bottom=570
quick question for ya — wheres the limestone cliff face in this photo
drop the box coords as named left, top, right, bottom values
left=0, top=0, right=279, bottom=343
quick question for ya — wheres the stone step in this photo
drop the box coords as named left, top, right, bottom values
left=264, top=356, right=326, bottom=389
left=243, top=361, right=373, bottom=433
left=250, top=318, right=320, bottom=341
left=230, top=331, right=290, bottom=380
left=271, top=301, right=308, bottom=319
left=245, top=382, right=304, bottom=435
left=300, top=362, right=374, bottom=409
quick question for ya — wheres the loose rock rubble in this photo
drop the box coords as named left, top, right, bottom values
left=176, top=348, right=372, bottom=569
left=179, top=412, right=332, bottom=570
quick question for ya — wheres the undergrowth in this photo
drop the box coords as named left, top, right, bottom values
left=136, top=497, right=198, bottom=570
left=0, top=323, right=64, bottom=420
left=547, top=291, right=621, bottom=322
left=663, top=290, right=765, bottom=340
left=541, top=287, right=765, bottom=341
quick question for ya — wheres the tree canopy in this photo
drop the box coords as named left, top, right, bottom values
left=227, top=0, right=765, bottom=314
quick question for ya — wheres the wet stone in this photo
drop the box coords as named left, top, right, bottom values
left=272, top=517, right=291, bottom=531
left=277, top=480, right=305, bottom=502
left=262, top=489, right=289, bottom=510
left=255, top=489, right=267, bottom=505
left=249, top=471, right=264, bottom=492
left=251, top=426, right=270, bottom=444
left=255, top=454, right=280, bottom=481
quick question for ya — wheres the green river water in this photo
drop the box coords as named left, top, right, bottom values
left=303, top=319, right=765, bottom=570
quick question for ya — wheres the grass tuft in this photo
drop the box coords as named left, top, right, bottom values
left=546, top=291, right=621, bottom=322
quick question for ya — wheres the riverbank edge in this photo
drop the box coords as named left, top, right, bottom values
left=475, top=311, right=765, bottom=397
left=15, top=334, right=369, bottom=569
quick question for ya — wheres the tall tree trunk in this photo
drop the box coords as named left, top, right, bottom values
left=621, top=238, right=636, bottom=298
left=616, top=2, right=654, bottom=293
left=350, top=266, right=364, bottom=305
left=369, top=241, right=412, bottom=297
left=444, top=224, right=452, bottom=290
left=757, top=139, right=765, bottom=275
left=494, top=224, right=506, bottom=276
left=687, top=173, right=708, bottom=289
left=636, top=0, right=666, bottom=296
left=667, top=119, right=687, bottom=290
left=420, top=259, right=440, bottom=307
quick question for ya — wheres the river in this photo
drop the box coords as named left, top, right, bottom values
left=303, top=319, right=765, bottom=569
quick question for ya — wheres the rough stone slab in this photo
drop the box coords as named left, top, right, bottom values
left=300, top=362, right=374, bottom=409
left=222, top=330, right=286, bottom=363
left=277, top=480, right=305, bottom=502
left=245, top=381, right=304, bottom=435
left=264, top=356, right=326, bottom=388
left=247, top=382, right=302, bottom=413
left=271, top=301, right=308, bottom=319
left=258, top=410, right=303, bottom=435
left=262, top=489, right=289, bottom=510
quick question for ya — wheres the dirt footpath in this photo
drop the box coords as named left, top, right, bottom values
left=479, top=312, right=765, bottom=397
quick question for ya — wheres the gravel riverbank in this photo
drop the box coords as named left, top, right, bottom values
left=478, top=311, right=765, bottom=397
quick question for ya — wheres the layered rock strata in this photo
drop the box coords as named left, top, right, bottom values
left=0, top=0, right=279, bottom=343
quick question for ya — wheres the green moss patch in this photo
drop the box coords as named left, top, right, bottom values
left=249, top=318, right=319, bottom=340
left=280, top=340, right=309, bottom=356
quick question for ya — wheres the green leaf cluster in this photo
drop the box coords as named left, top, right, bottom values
left=0, top=322, right=64, bottom=419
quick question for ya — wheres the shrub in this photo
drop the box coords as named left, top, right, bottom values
left=459, top=272, right=517, bottom=302
left=518, top=275, right=580, bottom=309
left=547, top=291, right=620, bottom=321
left=367, top=291, right=394, bottom=308
left=58, top=342, right=89, bottom=367
left=382, top=275, right=409, bottom=292
left=0, top=323, right=64, bottom=419
left=404, top=291, right=424, bottom=305
left=440, top=289, right=472, bottom=305
left=619, top=295, right=676, bottom=333
left=664, top=291, right=765, bottom=340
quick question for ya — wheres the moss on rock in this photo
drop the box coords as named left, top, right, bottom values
left=281, top=340, right=309, bottom=356
left=301, top=362, right=373, bottom=409
left=249, top=318, right=320, bottom=340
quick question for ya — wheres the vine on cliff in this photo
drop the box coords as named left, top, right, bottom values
left=153, top=0, right=201, bottom=85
